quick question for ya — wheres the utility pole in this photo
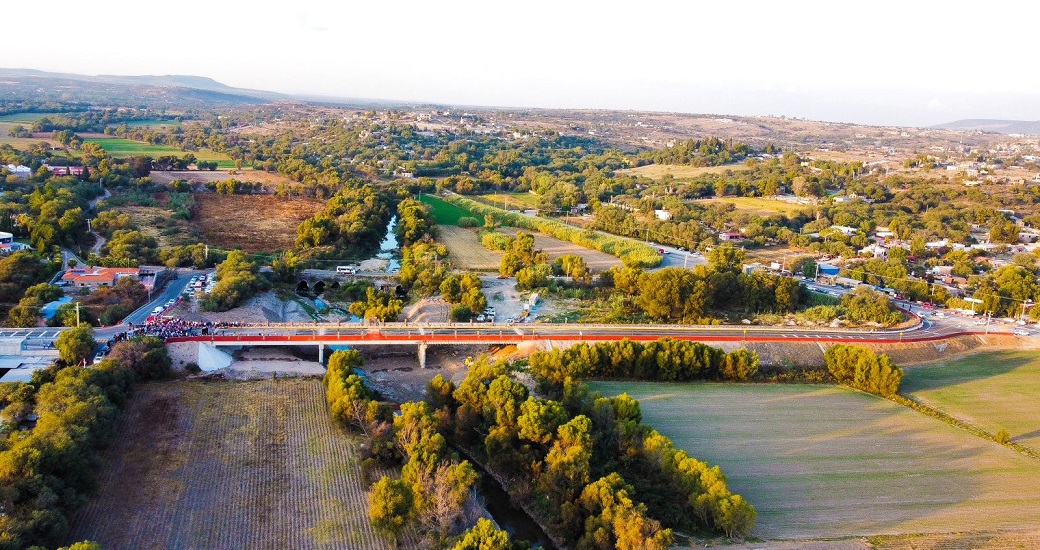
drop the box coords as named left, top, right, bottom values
left=76, top=302, right=80, bottom=326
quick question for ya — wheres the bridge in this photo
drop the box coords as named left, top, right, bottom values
left=163, top=320, right=1008, bottom=370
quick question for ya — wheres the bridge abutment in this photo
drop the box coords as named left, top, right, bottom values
left=418, top=342, right=427, bottom=369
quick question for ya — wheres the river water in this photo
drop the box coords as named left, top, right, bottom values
left=375, top=216, right=400, bottom=273
left=463, top=453, right=557, bottom=549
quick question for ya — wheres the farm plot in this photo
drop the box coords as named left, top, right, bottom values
left=68, top=379, right=394, bottom=550
left=477, top=192, right=541, bottom=210
left=419, top=194, right=476, bottom=225
left=192, top=193, right=324, bottom=253
left=902, top=351, right=1040, bottom=452
left=693, top=196, right=811, bottom=216
left=499, top=227, right=622, bottom=272
left=438, top=225, right=501, bottom=271
left=615, top=163, right=750, bottom=179
left=590, top=381, right=1040, bottom=540
left=82, top=137, right=237, bottom=168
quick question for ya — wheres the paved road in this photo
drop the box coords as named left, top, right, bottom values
left=120, top=270, right=202, bottom=328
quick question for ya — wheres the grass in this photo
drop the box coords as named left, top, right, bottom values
left=615, top=163, right=750, bottom=179
left=68, top=379, right=393, bottom=549
left=694, top=196, right=812, bottom=216
left=591, top=381, right=1040, bottom=539
left=82, top=137, right=238, bottom=168
left=419, top=194, right=476, bottom=225
left=902, top=351, right=1040, bottom=452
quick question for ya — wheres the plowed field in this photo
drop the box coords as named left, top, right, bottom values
left=68, top=379, right=395, bottom=550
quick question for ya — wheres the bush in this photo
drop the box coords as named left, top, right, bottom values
left=450, top=304, right=473, bottom=322
left=824, top=344, right=903, bottom=397
left=457, top=216, right=479, bottom=228
left=480, top=231, right=513, bottom=251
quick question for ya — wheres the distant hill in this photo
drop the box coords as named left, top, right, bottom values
left=0, top=68, right=284, bottom=108
left=931, top=119, right=1040, bottom=135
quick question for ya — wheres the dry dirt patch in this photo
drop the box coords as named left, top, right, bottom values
left=150, top=169, right=300, bottom=187
left=193, top=194, right=324, bottom=253
left=498, top=227, right=622, bottom=272
left=437, top=225, right=501, bottom=271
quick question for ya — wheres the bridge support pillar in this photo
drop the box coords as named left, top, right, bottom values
left=418, top=342, right=427, bottom=369
left=318, top=344, right=324, bottom=365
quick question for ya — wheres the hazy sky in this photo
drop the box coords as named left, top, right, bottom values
left=4, top=1, right=1038, bottom=127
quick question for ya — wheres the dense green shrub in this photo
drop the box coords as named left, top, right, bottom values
left=824, top=344, right=903, bottom=397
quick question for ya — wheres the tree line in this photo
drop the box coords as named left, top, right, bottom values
left=320, top=350, right=519, bottom=548
left=0, top=333, right=171, bottom=549
left=529, top=339, right=760, bottom=389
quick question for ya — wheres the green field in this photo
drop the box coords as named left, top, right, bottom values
left=0, top=112, right=65, bottom=123
left=419, top=194, right=476, bottom=225
left=903, top=351, right=1040, bottom=451
left=480, top=192, right=541, bottom=210
left=590, top=381, right=1040, bottom=539
left=82, top=137, right=237, bottom=168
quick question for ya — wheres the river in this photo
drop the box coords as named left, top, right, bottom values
left=462, top=450, right=557, bottom=549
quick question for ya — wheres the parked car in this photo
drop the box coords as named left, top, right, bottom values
left=1014, top=329, right=1030, bottom=336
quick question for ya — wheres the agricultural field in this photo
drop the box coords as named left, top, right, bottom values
left=743, top=244, right=810, bottom=264
left=0, top=121, right=66, bottom=150
left=419, top=194, right=476, bottom=225
left=68, top=379, right=395, bottom=550
left=615, top=163, right=750, bottom=180
left=438, top=225, right=501, bottom=271
left=693, top=196, right=812, bottom=216
left=193, top=193, right=324, bottom=253
left=499, top=227, right=622, bottom=272
left=590, top=381, right=1040, bottom=540
left=82, top=137, right=238, bottom=168
left=477, top=192, right=541, bottom=210
left=903, top=351, right=1040, bottom=451
left=0, top=112, right=64, bottom=123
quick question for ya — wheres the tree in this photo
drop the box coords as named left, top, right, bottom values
left=840, top=286, right=901, bottom=326
left=538, top=415, right=592, bottom=511
left=369, top=477, right=414, bottom=545
left=452, top=518, right=517, bottom=550
left=824, top=344, right=903, bottom=396
left=106, top=336, right=171, bottom=380
left=56, top=324, right=95, bottom=365
left=425, top=460, right=479, bottom=539
left=518, top=397, right=568, bottom=445
left=270, top=251, right=300, bottom=283
left=7, top=297, right=42, bottom=327
left=774, top=276, right=800, bottom=313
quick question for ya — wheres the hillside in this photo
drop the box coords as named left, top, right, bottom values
left=932, top=118, right=1040, bottom=135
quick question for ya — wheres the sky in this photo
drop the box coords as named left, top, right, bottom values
left=4, top=0, right=1039, bottom=127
